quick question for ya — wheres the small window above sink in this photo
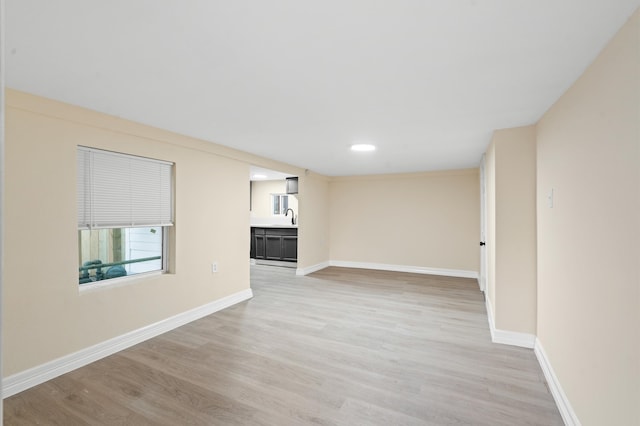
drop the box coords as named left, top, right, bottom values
left=272, top=194, right=289, bottom=215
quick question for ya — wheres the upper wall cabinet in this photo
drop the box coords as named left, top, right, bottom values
left=286, top=177, right=299, bottom=194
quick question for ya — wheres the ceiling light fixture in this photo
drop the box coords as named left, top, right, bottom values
left=350, top=143, right=376, bottom=152
left=252, top=174, right=267, bottom=179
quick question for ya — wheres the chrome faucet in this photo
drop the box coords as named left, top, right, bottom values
left=285, top=208, right=296, bottom=225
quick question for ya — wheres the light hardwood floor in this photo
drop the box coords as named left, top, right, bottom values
left=4, top=266, right=563, bottom=425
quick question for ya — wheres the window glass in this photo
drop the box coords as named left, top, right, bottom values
left=271, top=194, right=289, bottom=215
left=78, top=227, right=164, bottom=284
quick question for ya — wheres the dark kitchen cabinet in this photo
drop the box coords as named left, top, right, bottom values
left=251, top=227, right=297, bottom=262
left=254, top=235, right=265, bottom=258
left=265, top=235, right=283, bottom=260
left=282, top=236, right=298, bottom=261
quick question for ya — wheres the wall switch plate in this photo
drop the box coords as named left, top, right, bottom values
left=211, top=262, right=218, bottom=273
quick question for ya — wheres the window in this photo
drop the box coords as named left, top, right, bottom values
left=271, top=194, right=289, bottom=215
left=78, top=227, right=164, bottom=283
left=77, top=147, right=173, bottom=285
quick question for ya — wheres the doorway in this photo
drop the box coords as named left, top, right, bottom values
left=249, top=166, right=299, bottom=270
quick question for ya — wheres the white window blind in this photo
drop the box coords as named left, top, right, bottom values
left=77, top=147, right=173, bottom=229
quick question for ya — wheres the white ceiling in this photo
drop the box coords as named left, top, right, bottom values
left=249, top=165, right=293, bottom=181
left=6, top=1, right=639, bottom=176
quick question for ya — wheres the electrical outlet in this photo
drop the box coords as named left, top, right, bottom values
left=211, top=262, right=218, bottom=273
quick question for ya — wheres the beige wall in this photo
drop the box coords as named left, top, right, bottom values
left=298, top=172, right=331, bottom=270
left=328, top=170, right=480, bottom=272
left=1, top=90, right=311, bottom=377
left=250, top=179, right=298, bottom=221
left=485, top=126, right=537, bottom=334
left=536, top=10, right=639, bottom=425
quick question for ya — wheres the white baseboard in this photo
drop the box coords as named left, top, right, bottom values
left=535, top=338, right=581, bottom=426
left=2, top=288, right=253, bottom=398
left=485, top=297, right=535, bottom=349
left=329, top=260, right=479, bottom=279
left=296, top=261, right=330, bottom=276
left=477, top=276, right=486, bottom=292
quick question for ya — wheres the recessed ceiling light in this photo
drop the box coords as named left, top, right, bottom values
left=252, top=174, right=267, bottom=179
left=350, top=143, right=376, bottom=152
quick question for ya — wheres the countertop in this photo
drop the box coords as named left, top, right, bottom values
left=251, top=224, right=298, bottom=229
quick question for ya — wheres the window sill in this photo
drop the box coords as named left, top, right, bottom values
left=79, top=270, right=165, bottom=294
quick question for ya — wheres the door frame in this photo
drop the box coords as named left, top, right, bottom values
left=479, top=153, right=488, bottom=293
